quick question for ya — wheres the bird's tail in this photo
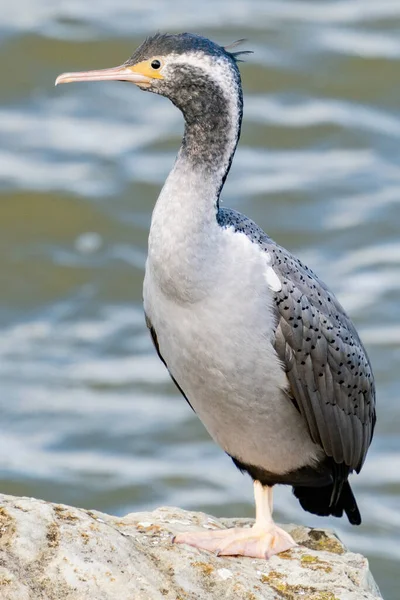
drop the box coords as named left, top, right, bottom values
left=292, top=480, right=361, bottom=525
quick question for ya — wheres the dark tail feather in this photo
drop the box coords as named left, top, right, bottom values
left=293, top=480, right=361, bottom=525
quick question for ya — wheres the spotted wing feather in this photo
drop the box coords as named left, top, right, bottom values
left=218, top=207, right=376, bottom=472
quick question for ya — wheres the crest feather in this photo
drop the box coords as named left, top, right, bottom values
left=224, top=39, right=253, bottom=62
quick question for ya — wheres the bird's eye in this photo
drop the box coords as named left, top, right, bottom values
left=151, top=59, right=161, bottom=70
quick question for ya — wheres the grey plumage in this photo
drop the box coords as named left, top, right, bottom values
left=217, top=207, right=376, bottom=474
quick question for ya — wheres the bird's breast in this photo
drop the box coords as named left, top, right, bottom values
left=144, top=225, right=281, bottom=390
left=144, top=226, right=322, bottom=473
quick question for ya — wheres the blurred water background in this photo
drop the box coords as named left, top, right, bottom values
left=0, top=1, right=399, bottom=597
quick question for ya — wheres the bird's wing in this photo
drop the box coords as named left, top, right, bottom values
left=218, top=208, right=376, bottom=472
left=145, top=313, right=195, bottom=412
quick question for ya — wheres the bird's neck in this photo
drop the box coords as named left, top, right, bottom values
left=147, top=83, right=243, bottom=300
left=157, top=80, right=243, bottom=214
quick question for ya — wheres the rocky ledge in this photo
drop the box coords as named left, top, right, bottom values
left=0, top=493, right=381, bottom=599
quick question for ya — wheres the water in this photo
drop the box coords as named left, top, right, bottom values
left=1, top=1, right=399, bottom=597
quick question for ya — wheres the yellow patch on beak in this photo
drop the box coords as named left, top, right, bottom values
left=128, top=60, right=164, bottom=80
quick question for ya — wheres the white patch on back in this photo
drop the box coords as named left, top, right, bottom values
left=265, top=266, right=282, bottom=292
left=224, top=224, right=282, bottom=293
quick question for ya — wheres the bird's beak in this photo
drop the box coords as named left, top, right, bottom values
left=55, top=64, right=154, bottom=87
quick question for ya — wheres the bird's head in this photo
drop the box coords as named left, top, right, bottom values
left=56, top=33, right=250, bottom=120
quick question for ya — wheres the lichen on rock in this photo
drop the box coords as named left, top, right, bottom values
left=0, top=494, right=382, bottom=600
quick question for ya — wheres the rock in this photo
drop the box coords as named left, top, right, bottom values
left=0, top=493, right=381, bottom=600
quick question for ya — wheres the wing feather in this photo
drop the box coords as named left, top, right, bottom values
left=218, top=207, right=376, bottom=472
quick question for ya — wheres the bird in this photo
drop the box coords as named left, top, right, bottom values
left=55, top=32, right=376, bottom=559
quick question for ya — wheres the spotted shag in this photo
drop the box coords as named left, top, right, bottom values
left=56, top=32, right=376, bottom=559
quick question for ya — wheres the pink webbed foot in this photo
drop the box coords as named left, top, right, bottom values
left=173, top=523, right=296, bottom=559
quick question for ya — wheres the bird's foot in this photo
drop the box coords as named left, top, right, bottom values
left=173, top=522, right=296, bottom=559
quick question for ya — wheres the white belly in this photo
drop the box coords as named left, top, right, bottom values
left=144, top=228, right=322, bottom=474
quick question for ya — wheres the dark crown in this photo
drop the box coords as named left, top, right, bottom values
left=125, top=32, right=252, bottom=66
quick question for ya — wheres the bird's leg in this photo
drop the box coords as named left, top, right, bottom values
left=173, top=481, right=296, bottom=559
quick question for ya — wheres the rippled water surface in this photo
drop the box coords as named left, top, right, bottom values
left=1, top=2, right=400, bottom=597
